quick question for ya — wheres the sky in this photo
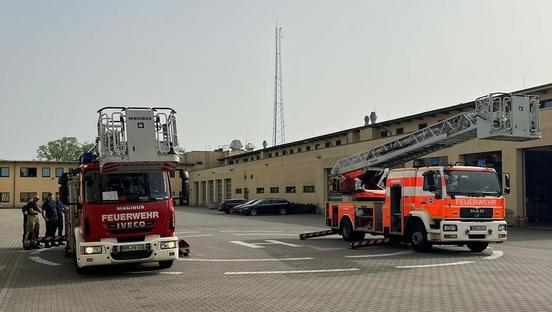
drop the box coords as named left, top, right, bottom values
left=1, top=0, right=551, bottom=160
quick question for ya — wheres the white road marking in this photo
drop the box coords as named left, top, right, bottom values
left=396, top=261, right=474, bottom=269
left=224, top=268, right=360, bottom=275
left=160, top=271, right=183, bottom=275
left=179, top=257, right=313, bottom=262
left=220, top=230, right=282, bottom=233
left=179, top=234, right=213, bottom=238
left=229, top=241, right=265, bottom=249
left=233, top=233, right=297, bottom=236
left=176, top=231, right=199, bottom=234
left=29, top=256, right=61, bottom=266
left=346, top=251, right=413, bottom=258
left=484, top=250, right=504, bottom=260
left=264, top=240, right=302, bottom=247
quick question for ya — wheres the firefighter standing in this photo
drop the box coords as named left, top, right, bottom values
left=42, top=193, right=58, bottom=248
left=24, top=196, right=42, bottom=250
left=53, top=194, right=67, bottom=245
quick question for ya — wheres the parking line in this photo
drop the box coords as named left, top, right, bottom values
left=396, top=261, right=474, bottom=269
left=484, top=250, right=504, bottom=260
left=264, top=240, right=302, bottom=247
left=224, top=268, right=360, bottom=275
left=29, top=256, right=62, bottom=266
left=233, top=233, right=297, bottom=236
left=346, top=251, right=412, bottom=258
left=179, top=234, right=213, bottom=238
left=179, top=257, right=314, bottom=262
left=220, top=230, right=282, bottom=233
left=229, top=241, right=265, bottom=248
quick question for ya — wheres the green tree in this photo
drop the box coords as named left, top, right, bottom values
left=37, top=137, right=95, bottom=161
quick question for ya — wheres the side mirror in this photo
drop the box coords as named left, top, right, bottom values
left=503, top=173, right=511, bottom=194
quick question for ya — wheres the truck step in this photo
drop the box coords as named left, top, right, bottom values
left=299, top=229, right=339, bottom=240
left=350, top=238, right=390, bottom=249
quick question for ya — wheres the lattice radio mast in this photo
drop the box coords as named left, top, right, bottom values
left=273, top=26, right=285, bottom=146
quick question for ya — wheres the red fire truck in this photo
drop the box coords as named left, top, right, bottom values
left=325, top=93, right=541, bottom=252
left=62, top=107, right=181, bottom=272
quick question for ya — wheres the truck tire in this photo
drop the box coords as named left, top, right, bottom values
left=340, top=218, right=365, bottom=242
left=466, top=242, right=488, bottom=252
left=410, top=223, right=432, bottom=252
left=159, top=260, right=174, bottom=269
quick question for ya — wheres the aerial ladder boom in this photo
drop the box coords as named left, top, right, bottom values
left=331, top=93, right=541, bottom=176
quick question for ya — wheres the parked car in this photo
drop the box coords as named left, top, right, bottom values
left=218, top=199, right=248, bottom=214
left=231, top=199, right=260, bottom=214
left=240, top=199, right=291, bottom=216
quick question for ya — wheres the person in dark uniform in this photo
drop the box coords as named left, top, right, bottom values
left=52, top=194, right=67, bottom=245
left=41, top=193, right=58, bottom=248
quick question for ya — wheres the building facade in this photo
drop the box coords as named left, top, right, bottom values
left=189, top=83, right=552, bottom=225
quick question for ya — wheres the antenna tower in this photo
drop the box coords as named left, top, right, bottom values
left=273, top=26, right=285, bottom=146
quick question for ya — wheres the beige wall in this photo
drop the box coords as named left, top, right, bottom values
left=0, top=161, right=77, bottom=208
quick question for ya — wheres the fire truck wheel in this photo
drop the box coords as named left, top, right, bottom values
left=410, top=224, right=432, bottom=252
left=249, top=209, right=258, bottom=216
left=340, top=218, right=365, bottom=241
left=159, top=260, right=174, bottom=269
left=466, top=242, right=488, bottom=252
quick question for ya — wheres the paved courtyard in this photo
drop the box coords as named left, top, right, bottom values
left=1, top=206, right=552, bottom=312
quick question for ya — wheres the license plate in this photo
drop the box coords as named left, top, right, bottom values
left=470, top=225, right=487, bottom=231
left=119, top=244, right=145, bottom=252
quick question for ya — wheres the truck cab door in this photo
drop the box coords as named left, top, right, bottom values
left=421, top=170, right=444, bottom=218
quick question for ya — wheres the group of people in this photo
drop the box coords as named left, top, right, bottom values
left=22, top=193, right=67, bottom=250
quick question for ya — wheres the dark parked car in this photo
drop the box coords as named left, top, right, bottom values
left=218, top=199, right=248, bottom=214
left=240, top=199, right=291, bottom=216
left=231, top=199, right=260, bottom=214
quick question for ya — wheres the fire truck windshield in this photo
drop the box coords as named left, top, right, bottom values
left=84, top=170, right=170, bottom=203
left=444, top=170, right=501, bottom=196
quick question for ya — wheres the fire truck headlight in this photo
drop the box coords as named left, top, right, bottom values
left=160, top=241, right=177, bottom=249
left=81, top=246, right=103, bottom=255
left=498, top=224, right=507, bottom=232
left=443, top=224, right=458, bottom=232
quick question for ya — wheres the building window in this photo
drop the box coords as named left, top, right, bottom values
left=0, top=192, right=9, bottom=202
left=20, top=167, right=37, bottom=177
left=289, top=149, right=294, bottom=154
left=0, top=167, right=9, bottom=177
left=20, top=192, right=37, bottom=203
left=298, top=147, right=302, bottom=153
left=282, top=150, right=287, bottom=155
left=335, top=140, right=341, bottom=146
left=224, top=179, right=232, bottom=199
left=285, top=186, right=296, bottom=193
left=418, top=123, right=428, bottom=130
left=270, top=187, right=279, bottom=194
left=306, top=146, right=311, bottom=151
left=196, top=161, right=203, bottom=165
left=315, top=144, right=320, bottom=150
left=396, top=128, right=404, bottom=135
left=41, top=167, right=51, bottom=177
left=303, top=185, right=316, bottom=193
left=236, top=188, right=243, bottom=194
left=268, top=153, right=272, bottom=158
left=275, top=152, right=279, bottom=157
left=325, top=142, right=331, bottom=148
left=55, top=168, right=64, bottom=177
left=42, top=192, right=51, bottom=201
left=540, top=99, right=552, bottom=109
left=256, top=187, right=265, bottom=194
left=256, top=155, right=260, bottom=160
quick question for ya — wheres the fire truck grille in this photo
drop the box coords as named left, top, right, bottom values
left=111, top=250, right=153, bottom=261
left=460, top=207, right=493, bottom=219
left=109, top=228, right=154, bottom=235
